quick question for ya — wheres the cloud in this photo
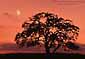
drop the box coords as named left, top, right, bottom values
left=2, top=12, right=12, bottom=17
left=53, top=0, right=85, bottom=5
left=0, top=25, right=5, bottom=28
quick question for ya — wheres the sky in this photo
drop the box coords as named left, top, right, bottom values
left=0, top=0, right=85, bottom=44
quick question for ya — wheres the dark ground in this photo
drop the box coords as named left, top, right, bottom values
left=0, top=53, right=85, bottom=59
left=0, top=43, right=85, bottom=59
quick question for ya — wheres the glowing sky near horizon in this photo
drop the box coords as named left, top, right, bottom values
left=0, top=0, right=85, bottom=44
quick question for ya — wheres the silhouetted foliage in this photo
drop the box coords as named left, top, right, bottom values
left=15, top=12, right=80, bottom=53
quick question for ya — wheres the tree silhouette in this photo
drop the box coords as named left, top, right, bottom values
left=15, top=12, right=80, bottom=53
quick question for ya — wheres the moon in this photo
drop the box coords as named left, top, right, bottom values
left=16, top=9, right=21, bottom=16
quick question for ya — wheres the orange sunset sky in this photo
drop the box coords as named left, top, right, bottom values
left=0, top=0, right=85, bottom=44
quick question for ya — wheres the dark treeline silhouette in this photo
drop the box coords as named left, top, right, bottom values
left=15, top=12, right=80, bottom=54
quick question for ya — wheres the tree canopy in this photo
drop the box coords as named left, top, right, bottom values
left=15, top=12, right=80, bottom=53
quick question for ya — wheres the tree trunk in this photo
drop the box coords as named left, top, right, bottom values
left=45, top=41, right=50, bottom=54
left=52, top=44, right=61, bottom=53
